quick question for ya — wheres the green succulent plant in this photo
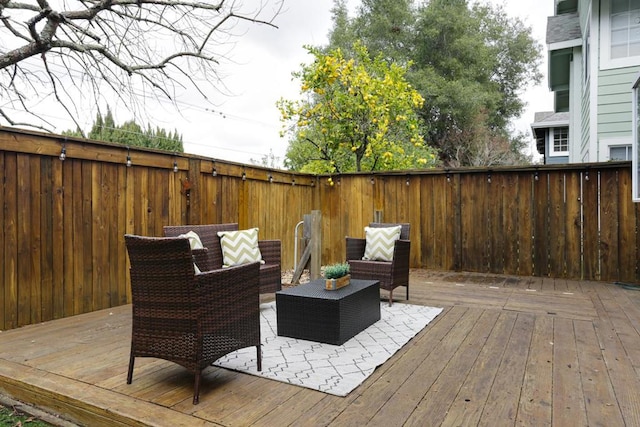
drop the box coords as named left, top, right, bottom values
left=324, top=262, right=350, bottom=279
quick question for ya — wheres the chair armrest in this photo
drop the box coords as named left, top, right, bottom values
left=191, top=248, right=211, bottom=272
left=392, top=239, right=411, bottom=272
left=258, top=239, right=281, bottom=265
left=195, top=262, right=261, bottom=328
left=346, top=237, right=366, bottom=261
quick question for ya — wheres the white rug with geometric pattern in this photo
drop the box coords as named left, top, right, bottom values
left=213, top=301, right=443, bottom=396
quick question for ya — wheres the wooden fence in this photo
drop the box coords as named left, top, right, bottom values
left=1, top=127, right=639, bottom=330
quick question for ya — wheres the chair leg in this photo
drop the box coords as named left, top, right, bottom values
left=193, top=369, right=201, bottom=405
left=126, top=353, right=135, bottom=384
left=389, top=288, right=393, bottom=307
left=256, top=345, right=262, bottom=371
left=406, top=285, right=409, bottom=301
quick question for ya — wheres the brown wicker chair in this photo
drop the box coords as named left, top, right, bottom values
left=124, top=234, right=262, bottom=405
left=346, top=223, right=411, bottom=306
left=163, top=223, right=282, bottom=294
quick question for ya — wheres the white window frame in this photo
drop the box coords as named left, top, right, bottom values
left=549, top=127, right=569, bottom=157
left=600, top=0, right=640, bottom=70
left=609, top=144, right=633, bottom=160
left=602, top=136, right=633, bottom=160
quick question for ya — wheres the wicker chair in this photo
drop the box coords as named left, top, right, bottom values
left=163, top=223, right=282, bottom=294
left=346, top=223, right=411, bottom=306
left=124, top=234, right=262, bottom=405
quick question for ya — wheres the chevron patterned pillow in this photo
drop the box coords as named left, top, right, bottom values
left=217, top=228, right=264, bottom=267
left=363, top=225, right=402, bottom=261
left=177, top=230, right=205, bottom=273
left=177, top=230, right=205, bottom=250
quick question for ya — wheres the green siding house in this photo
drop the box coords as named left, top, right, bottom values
left=532, top=0, right=640, bottom=164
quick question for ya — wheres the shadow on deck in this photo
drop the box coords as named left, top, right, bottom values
left=2, top=269, right=640, bottom=426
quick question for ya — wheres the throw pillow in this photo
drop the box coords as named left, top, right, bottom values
left=178, top=230, right=205, bottom=250
left=178, top=230, right=205, bottom=274
left=363, top=225, right=402, bottom=261
left=217, top=227, right=264, bottom=267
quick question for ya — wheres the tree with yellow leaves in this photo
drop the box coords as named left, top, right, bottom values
left=277, top=41, right=439, bottom=173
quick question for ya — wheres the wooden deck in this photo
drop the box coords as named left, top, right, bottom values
left=2, top=269, right=640, bottom=426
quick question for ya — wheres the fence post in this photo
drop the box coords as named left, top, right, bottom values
left=310, top=210, right=322, bottom=280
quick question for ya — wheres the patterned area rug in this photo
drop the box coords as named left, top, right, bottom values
left=213, top=301, right=443, bottom=396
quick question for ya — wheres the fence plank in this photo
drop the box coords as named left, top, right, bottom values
left=40, top=157, right=54, bottom=322
left=0, top=152, right=5, bottom=330
left=17, top=154, right=34, bottom=326
left=62, top=159, right=75, bottom=317
left=533, top=171, right=550, bottom=277
left=565, top=172, right=582, bottom=279
left=582, top=171, right=599, bottom=280
left=600, top=169, right=620, bottom=281
left=52, top=158, right=65, bottom=319
left=548, top=172, right=567, bottom=277
left=488, top=172, right=505, bottom=273
left=503, top=173, right=520, bottom=274
left=81, top=161, right=93, bottom=313
left=3, top=153, right=18, bottom=330
left=518, top=174, right=534, bottom=276
left=115, top=166, right=127, bottom=306
left=618, top=169, right=637, bottom=283
left=91, top=163, right=107, bottom=312
left=30, top=156, right=43, bottom=323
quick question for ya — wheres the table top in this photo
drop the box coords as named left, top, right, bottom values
left=276, top=279, right=379, bottom=300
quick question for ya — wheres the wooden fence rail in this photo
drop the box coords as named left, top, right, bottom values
left=1, top=127, right=639, bottom=330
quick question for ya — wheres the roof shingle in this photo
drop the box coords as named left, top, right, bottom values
left=546, top=12, right=581, bottom=45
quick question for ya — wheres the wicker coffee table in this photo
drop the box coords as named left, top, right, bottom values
left=275, top=279, right=381, bottom=345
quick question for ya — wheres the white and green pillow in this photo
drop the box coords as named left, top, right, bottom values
left=178, top=230, right=205, bottom=273
left=178, top=230, right=205, bottom=250
left=217, top=227, right=264, bottom=267
left=363, top=225, right=402, bottom=262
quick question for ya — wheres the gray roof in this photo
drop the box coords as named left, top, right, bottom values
left=547, top=13, right=581, bottom=44
left=532, top=111, right=570, bottom=127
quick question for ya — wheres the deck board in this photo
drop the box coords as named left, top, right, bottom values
left=515, top=315, right=553, bottom=426
left=476, top=313, right=534, bottom=427
left=552, top=317, right=587, bottom=426
left=2, top=269, right=640, bottom=426
left=404, top=310, right=501, bottom=427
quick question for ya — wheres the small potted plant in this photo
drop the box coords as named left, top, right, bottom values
left=324, top=262, right=351, bottom=290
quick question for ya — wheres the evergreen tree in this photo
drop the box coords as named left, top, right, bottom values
left=62, top=107, right=184, bottom=152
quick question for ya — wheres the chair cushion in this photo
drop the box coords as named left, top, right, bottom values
left=363, top=225, right=402, bottom=261
left=177, top=230, right=205, bottom=273
left=178, top=230, right=205, bottom=250
left=217, top=228, right=264, bottom=267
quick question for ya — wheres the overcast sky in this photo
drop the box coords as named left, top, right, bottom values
left=123, top=0, right=556, bottom=166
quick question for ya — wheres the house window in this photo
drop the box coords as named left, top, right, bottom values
left=610, top=145, right=633, bottom=160
left=611, top=0, right=640, bottom=58
left=550, top=127, right=569, bottom=156
left=601, top=0, right=640, bottom=68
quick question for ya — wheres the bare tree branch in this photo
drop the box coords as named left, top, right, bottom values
left=0, top=0, right=283, bottom=131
